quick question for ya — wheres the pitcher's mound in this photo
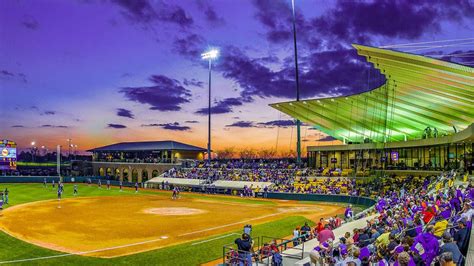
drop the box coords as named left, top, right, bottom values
left=143, top=207, right=207, bottom=216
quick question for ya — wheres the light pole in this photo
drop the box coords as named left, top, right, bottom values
left=31, top=141, right=36, bottom=162
left=291, top=0, right=302, bottom=165
left=67, top=138, right=72, bottom=159
left=201, top=48, right=219, bottom=164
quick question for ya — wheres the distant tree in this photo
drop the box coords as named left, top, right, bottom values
left=279, top=149, right=296, bottom=159
left=258, top=148, right=277, bottom=159
left=216, top=147, right=236, bottom=159
left=239, top=148, right=258, bottom=159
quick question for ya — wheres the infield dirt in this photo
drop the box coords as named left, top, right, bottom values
left=0, top=193, right=343, bottom=258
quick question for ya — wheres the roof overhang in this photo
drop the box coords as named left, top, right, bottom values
left=271, top=44, right=474, bottom=143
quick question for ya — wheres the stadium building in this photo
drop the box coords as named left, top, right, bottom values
left=87, top=140, right=206, bottom=182
left=271, top=44, right=474, bottom=175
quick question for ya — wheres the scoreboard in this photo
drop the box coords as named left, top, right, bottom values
left=0, top=140, right=17, bottom=170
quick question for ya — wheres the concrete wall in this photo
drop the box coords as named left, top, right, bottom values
left=267, top=192, right=376, bottom=207
left=92, top=162, right=178, bottom=182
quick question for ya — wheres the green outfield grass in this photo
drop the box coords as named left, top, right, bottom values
left=0, top=183, right=275, bottom=208
left=0, top=184, right=310, bottom=265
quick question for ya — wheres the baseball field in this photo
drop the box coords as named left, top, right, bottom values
left=0, top=183, right=344, bottom=265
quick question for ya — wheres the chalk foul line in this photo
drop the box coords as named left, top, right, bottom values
left=0, top=237, right=166, bottom=264
left=179, top=211, right=283, bottom=236
left=1, top=211, right=285, bottom=264
left=191, top=233, right=240, bottom=246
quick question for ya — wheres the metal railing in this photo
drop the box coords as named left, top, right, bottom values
left=222, top=234, right=310, bottom=265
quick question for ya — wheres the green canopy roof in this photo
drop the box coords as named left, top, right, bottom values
left=270, top=44, right=474, bottom=143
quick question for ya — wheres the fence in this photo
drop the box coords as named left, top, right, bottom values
left=265, top=192, right=376, bottom=207
left=222, top=234, right=309, bottom=265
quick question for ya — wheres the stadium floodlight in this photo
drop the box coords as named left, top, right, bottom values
left=201, top=48, right=219, bottom=164
left=201, top=49, right=219, bottom=60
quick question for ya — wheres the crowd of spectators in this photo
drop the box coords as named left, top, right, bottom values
left=164, top=162, right=436, bottom=199
left=302, top=172, right=473, bottom=266
left=225, top=171, right=473, bottom=265
left=181, top=159, right=303, bottom=170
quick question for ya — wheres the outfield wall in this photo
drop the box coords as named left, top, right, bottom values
left=265, top=192, right=376, bottom=207
left=0, top=176, right=376, bottom=207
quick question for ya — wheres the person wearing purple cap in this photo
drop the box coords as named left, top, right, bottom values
left=335, top=244, right=351, bottom=266
left=309, top=241, right=330, bottom=266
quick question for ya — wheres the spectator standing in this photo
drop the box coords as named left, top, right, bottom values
left=293, top=227, right=300, bottom=247
left=440, top=232, right=464, bottom=266
left=453, top=220, right=469, bottom=254
left=316, top=218, right=325, bottom=234
left=317, top=225, right=335, bottom=244
left=301, top=222, right=311, bottom=240
left=234, top=233, right=253, bottom=266
left=411, top=225, right=439, bottom=266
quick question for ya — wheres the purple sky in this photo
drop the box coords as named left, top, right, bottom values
left=1, top=0, right=473, bottom=154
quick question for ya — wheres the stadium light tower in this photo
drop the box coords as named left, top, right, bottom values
left=67, top=138, right=72, bottom=159
left=291, top=0, right=302, bottom=165
left=31, top=141, right=36, bottom=162
left=201, top=48, right=219, bottom=164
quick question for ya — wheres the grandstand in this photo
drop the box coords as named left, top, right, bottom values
left=271, top=44, right=474, bottom=176
left=87, top=140, right=206, bottom=182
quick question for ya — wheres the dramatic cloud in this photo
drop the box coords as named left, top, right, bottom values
left=11, top=125, right=24, bottom=128
left=111, top=0, right=193, bottom=27
left=313, top=1, right=441, bottom=43
left=197, top=0, right=225, bottom=26
left=257, top=120, right=295, bottom=128
left=218, top=46, right=384, bottom=100
left=141, top=122, right=191, bottom=131
left=0, top=70, right=14, bottom=77
left=195, top=97, right=245, bottom=115
left=0, top=70, right=27, bottom=83
left=21, top=15, right=39, bottom=30
left=107, top=123, right=127, bottom=129
left=116, top=108, right=135, bottom=119
left=252, top=0, right=292, bottom=43
left=41, top=111, right=56, bottom=115
left=226, top=121, right=255, bottom=128
left=172, top=33, right=205, bottom=60
left=318, top=135, right=337, bottom=141
left=253, top=0, right=474, bottom=53
left=40, top=124, right=68, bottom=128
left=120, top=74, right=191, bottom=111
left=185, top=120, right=199, bottom=124
left=226, top=119, right=296, bottom=128
left=183, top=78, right=204, bottom=88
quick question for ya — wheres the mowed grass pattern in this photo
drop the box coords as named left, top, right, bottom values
left=0, top=184, right=311, bottom=265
